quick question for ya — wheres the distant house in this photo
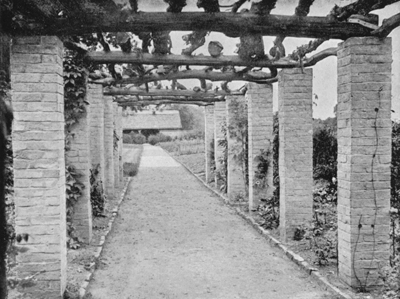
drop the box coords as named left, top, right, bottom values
left=122, top=110, right=183, bottom=137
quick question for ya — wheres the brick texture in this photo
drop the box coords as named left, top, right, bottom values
left=11, top=36, right=67, bottom=298
left=104, top=97, right=115, bottom=198
left=204, top=105, right=215, bottom=183
left=278, top=68, right=313, bottom=243
left=226, top=95, right=246, bottom=201
left=247, top=83, right=274, bottom=211
left=88, top=84, right=105, bottom=185
left=337, top=37, right=392, bottom=289
left=66, top=104, right=92, bottom=244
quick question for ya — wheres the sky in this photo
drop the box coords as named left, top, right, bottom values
left=116, top=0, right=400, bottom=120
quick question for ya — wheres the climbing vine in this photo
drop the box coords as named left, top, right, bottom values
left=63, top=49, right=89, bottom=245
left=90, top=165, right=106, bottom=217
left=227, top=98, right=249, bottom=189
left=216, top=119, right=228, bottom=193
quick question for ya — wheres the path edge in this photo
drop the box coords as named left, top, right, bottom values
left=78, top=177, right=132, bottom=299
left=167, top=150, right=354, bottom=299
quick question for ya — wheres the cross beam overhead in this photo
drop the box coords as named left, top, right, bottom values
left=86, top=47, right=337, bottom=68
left=104, top=89, right=241, bottom=98
left=7, top=12, right=374, bottom=39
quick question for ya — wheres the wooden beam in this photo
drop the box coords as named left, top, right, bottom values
left=104, top=88, right=242, bottom=98
left=8, top=12, right=374, bottom=39
left=90, top=69, right=276, bottom=85
left=113, top=95, right=225, bottom=102
left=86, top=47, right=337, bottom=68
left=121, top=100, right=213, bottom=106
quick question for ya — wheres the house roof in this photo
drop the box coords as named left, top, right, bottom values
left=122, top=110, right=182, bottom=130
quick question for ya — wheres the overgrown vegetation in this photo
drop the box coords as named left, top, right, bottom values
left=64, top=49, right=89, bottom=244
left=227, top=98, right=249, bottom=189
left=216, top=120, right=228, bottom=193
left=90, top=165, right=106, bottom=217
left=256, top=113, right=280, bottom=230
left=65, top=166, right=85, bottom=248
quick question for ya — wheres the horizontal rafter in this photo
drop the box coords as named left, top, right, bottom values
left=86, top=47, right=337, bottom=68
left=113, top=95, right=225, bottom=102
left=90, top=69, right=276, bottom=85
left=8, top=12, right=373, bottom=39
left=104, top=88, right=242, bottom=98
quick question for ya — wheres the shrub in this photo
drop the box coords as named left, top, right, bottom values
left=313, top=127, right=337, bottom=181
left=157, top=133, right=172, bottom=143
left=148, top=135, right=160, bottom=145
left=130, top=133, right=146, bottom=144
left=123, top=134, right=133, bottom=144
left=123, top=163, right=139, bottom=177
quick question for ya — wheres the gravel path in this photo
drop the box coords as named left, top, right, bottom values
left=87, top=145, right=337, bottom=299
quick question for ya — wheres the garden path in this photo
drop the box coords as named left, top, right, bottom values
left=86, top=145, right=337, bottom=299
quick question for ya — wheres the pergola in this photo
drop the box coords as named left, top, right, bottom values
left=0, top=0, right=399, bottom=298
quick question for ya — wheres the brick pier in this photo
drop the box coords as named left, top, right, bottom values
left=278, top=68, right=313, bottom=242
left=337, top=37, right=392, bottom=289
left=11, top=36, right=67, bottom=298
left=204, top=105, right=215, bottom=183
left=247, top=83, right=274, bottom=211
left=226, top=95, right=247, bottom=201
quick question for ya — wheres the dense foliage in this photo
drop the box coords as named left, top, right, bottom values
left=63, top=49, right=89, bottom=244
left=65, top=166, right=84, bottom=248
left=313, top=122, right=337, bottom=182
left=227, top=99, right=249, bottom=189
left=90, top=165, right=106, bottom=217
left=216, top=120, right=228, bottom=193
left=64, top=50, right=88, bottom=132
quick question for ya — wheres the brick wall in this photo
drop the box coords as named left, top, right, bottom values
left=88, top=84, right=105, bottom=185
left=226, top=95, right=246, bottom=201
left=247, top=83, right=273, bottom=211
left=278, top=68, right=313, bottom=242
left=204, top=105, right=215, bottom=183
left=214, top=102, right=226, bottom=189
left=11, top=36, right=67, bottom=298
left=337, top=37, right=392, bottom=289
left=104, top=97, right=115, bottom=198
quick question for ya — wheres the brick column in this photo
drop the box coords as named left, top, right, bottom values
left=214, top=101, right=226, bottom=190
left=247, top=83, right=274, bottom=211
left=11, top=36, right=67, bottom=298
left=118, top=107, right=124, bottom=183
left=113, top=103, right=120, bottom=188
left=204, top=105, right=215, bottom=183
left=278, top=68, right=313, bottom=242
left=104, top=96, right=115, bottom=198
left=88, top=84, right=105, bottom=184
left=226, top=95, right=246, bottom=201
left=66, top=104, right=92, bottom=244
left=337, top=37, right=392, bottom=289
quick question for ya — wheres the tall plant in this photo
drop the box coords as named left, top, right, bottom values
left=227, top=98, right=249, bottom=189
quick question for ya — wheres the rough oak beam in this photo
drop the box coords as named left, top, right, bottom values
left=104, top=88, right=238, bottom=97
left=332, top=0, right=399, bottom=21
left=121, top=100, right=213, bottom=106
left=86, top=47, right=337, bottom=67
left=114, top=95, right=225, bottom=102
left=89, top=69, right=276, bottom=85
left=8, top=12, right=374, bottom=39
